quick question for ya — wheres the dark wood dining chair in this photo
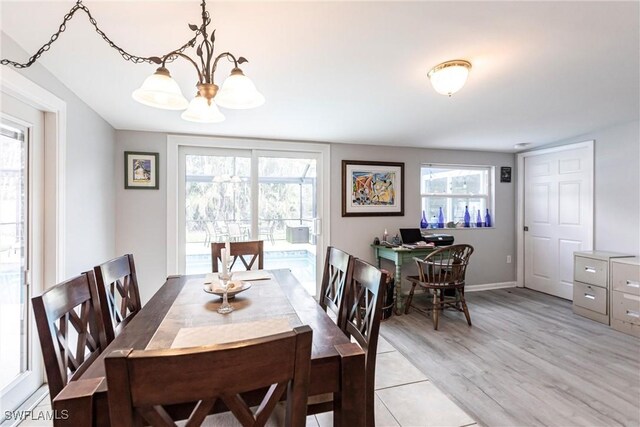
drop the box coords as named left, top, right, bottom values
left=318, top=246, right=353, bottom=327
left=405, top=244, right=474, bottom=330
left=104, top=326, right=313, bottom=427
left=94, top=254, right=142, bottom=344
left=32, top=271, right=108, bottom=400
left=211, top=240, right=264, bottom=272
left=309, top=258, right=384, bottom=427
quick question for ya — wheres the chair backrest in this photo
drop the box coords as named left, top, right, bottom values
left=415, top=244, right=474, bottom=286
left=211, top=241, right=264, bottom=272
left=32, top=271, right=107, bottom=400
left=342, top=259, right=385, bottom=427
left=94, top=254, right=142, bottom=344
left=105, top=326, right=313, bottom=427
left=318, top=246, right=353, bottom=326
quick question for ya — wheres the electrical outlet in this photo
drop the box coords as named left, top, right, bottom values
left=506, top=255, right=512, bottom=264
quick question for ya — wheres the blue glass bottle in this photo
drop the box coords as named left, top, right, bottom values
left=463, top=206, right=470, bottom=228
left=420, top=210, right=428, bottom=229
left=484, top=209, right=492, bottom=227
left=437, top=207, right=445, bottom=228
left=476, top=209, right=483, bottom=227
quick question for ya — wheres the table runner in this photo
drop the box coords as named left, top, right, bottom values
left=146, top=275, right=302, bottom=350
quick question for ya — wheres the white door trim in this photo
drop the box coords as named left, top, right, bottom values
left=1, top=68, right=67, bottom=284
left=516, top=140, right=594, bottom=288
left=166, top=134, right=331, bottom=278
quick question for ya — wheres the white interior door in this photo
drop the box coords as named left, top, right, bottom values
left=524, top=144, right=593, bottom=299
left=1, top=94, right=44, bottom=413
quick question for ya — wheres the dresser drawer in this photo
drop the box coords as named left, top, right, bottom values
left=574, top=256, right=608, bottom=287
left=573, top=282, right=607, bottom=314
left=611, top=262, right=640, bottom=296
left=612, top=291, right=640, bottom=325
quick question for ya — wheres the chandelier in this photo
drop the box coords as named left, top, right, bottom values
left=1, top=0, right=264, bottom=123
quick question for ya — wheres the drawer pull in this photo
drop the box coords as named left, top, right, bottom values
left=584, top=293, right=595, bottom=300
left=626, top=310, right=640, bottom=318
left=626, top=280, right=640, bottom=288
left=584, top=266, right=597, bottom=273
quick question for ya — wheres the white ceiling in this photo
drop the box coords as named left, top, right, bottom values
left=1, top=1, right=638, bottom=152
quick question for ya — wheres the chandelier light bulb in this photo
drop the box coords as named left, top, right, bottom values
left=132, top=67, right=189, bottom=110
left=181, top=94, right=226, bottom=123
left=215, top=68, right=265, bottom=109
left=428, top=60, right=472, bottom=97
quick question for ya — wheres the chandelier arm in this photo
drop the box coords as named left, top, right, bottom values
left=211, top=52, right=239, bottom=82
left=204, top=40, right=214, bottom=83
left=0, top=0, right=199, bottom=68
left=161, top=52, right=204, bottom=84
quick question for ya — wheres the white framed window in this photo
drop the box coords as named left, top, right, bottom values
left=420, top=164, right=495, bottom=227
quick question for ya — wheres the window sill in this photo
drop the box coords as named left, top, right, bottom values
left=422, top=227, right=495, bottom=231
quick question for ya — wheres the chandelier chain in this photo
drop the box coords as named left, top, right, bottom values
left=1, top=0, right=198, bottom=68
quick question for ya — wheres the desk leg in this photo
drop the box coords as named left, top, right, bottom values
left=394, top=261, right=403, bottom=315
left=333, top=343, right=365, bottom=427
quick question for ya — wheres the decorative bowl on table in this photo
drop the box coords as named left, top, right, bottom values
left=203, top=281, right=252, bottom=299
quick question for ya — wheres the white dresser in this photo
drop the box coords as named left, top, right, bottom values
left=610, top=257, right=640, bottom=337
left=573, top=251, right=633, bottom=325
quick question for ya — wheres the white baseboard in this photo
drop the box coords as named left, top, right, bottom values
left=465, top=281, right=517, bottom=292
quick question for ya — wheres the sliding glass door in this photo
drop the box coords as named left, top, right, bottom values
left=1, top=95, right=44, bottom=413
left=178, top=146, right=324, bottom=295
left=257, top=153, right=318, bottom=294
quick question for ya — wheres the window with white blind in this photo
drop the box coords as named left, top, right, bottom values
left=420, top=164, right=495, bottom=227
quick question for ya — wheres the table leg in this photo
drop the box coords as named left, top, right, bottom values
left=394, top=261, right=403, bottom=315
left=333, top=343, right=365, bottom=427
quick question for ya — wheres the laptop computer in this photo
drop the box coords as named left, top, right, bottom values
left=399, top=228, right=424, bottom=245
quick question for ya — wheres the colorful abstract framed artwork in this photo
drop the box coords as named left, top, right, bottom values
left=342, top=160, right=404, bottom=217
left=124, top=151, right=159, bottom=189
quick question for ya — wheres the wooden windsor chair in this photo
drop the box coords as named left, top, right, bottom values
left=405, top=244, right=474, bottom=330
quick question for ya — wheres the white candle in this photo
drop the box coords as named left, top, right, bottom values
left=220, top=248, right=228, bottom=277
left=225, top=241, right=231, bottom=257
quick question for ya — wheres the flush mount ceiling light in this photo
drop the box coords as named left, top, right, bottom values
left=428, top=60, right=472, bottom=97
left=1, top=0, right=264, bottom=124
left=514, top=142, right=532, bottom=150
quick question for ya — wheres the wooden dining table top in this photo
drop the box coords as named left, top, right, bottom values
left=81, top=269, right=351, bottom=379
left=56, top=269, right=365, bottom=427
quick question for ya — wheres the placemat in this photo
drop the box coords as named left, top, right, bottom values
left=170, top=317, right=292, bottom=348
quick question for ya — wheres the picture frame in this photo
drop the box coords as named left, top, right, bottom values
left=342, top=160, right=404, bottom=217
left=124, top=151, right=159, bottom=189
left=500, top=166, right=512, bottom=183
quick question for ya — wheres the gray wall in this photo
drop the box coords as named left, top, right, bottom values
left=330, top=144, right=516, bottom=292
left=536, top=120, right=639, bottom=255
left=1, top=34, right=116, bottom=281
left=115, top=130, right=516, bottom=302
left=115, top=131, right=167, bottom=304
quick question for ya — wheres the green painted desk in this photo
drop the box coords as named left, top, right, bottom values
left=372, top=245, right=435, bottom=315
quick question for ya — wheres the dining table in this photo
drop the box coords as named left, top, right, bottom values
left=52, top=269, right=365, bottom=427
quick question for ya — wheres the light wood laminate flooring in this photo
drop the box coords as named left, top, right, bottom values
left=381, top=287, right=640, bottom=427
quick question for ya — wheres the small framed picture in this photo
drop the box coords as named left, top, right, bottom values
left=500, top=166, right=512, bottom=183
left=342, top=160, right=404, bottom=217
left=124, top=151, right=159, bottom=189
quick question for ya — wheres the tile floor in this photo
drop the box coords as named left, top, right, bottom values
left=15, top=334, right=477, bottom=427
